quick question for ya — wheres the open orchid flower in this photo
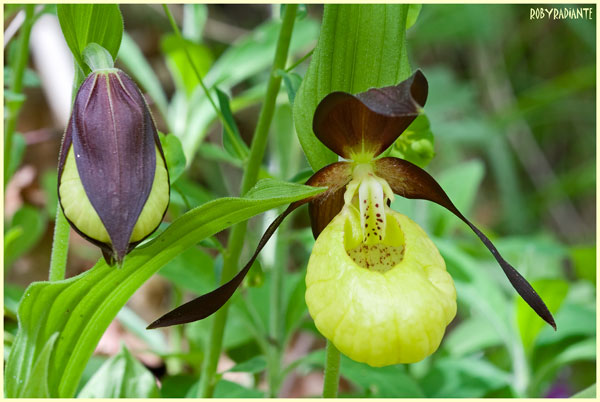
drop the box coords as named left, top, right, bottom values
left=148, top=70, right=555, bottom=365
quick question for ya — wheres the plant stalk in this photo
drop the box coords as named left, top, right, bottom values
left=197, top=4, right=299, bottom=397
left=323, top=340, right=341, bottom=398
left=48, top=66, right=85, bottom=282
left=4, top=5, right=35, bottom=188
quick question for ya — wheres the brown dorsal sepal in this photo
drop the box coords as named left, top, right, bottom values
left=312, top=70, right=428, bottom=160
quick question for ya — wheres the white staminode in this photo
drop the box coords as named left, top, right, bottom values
left=344, top=163, right=394, bottom=244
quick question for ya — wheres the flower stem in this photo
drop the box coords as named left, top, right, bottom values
left=4, top=5, right=35, bottom=188
left=48, top=65, right=85, bottom=282
left=48, top=208, right=71, bottom=282
left=197, top=4, right=299, bottom=397
left=323, top=340, right=341, bottom=398
left=266, top=213, right=290, bottom=397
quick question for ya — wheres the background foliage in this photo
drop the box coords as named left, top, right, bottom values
left=4, top=4, right=596, bottom=398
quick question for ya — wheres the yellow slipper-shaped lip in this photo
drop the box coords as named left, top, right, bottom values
left=306, top=206, right=456, bottom=366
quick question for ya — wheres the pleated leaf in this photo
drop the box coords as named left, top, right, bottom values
left=4, top=179, right=324, bottom=397
left=57, top=4, right=123, bottom=74
left=294, top=4, right=412, bottom=171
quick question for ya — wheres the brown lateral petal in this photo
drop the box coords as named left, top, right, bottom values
left=306, top=162, right=353, bottom=238
left=147, top=163, right=353, bottom=328
left=312, top=70, right=428, bottom=160
left=147, top=201, right=305, bottom=328
left=375, top=157, right=557, bottom=330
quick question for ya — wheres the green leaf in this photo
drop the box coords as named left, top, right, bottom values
left=535, top=338, right=596, bottom=386
left=429, top=159, right=485, bottom=236
left=228, top=355, right=267, bottom=373
left=293, top=4, right=412, bottom=171
left=160, top=375, right=197, bottom=397
left=158, top=132, right=186, bottom=184
left=160, top=33, right=213, bottom=96
left=5, top=179, right=324, bottom=397
left=4, top=284, right=25, bottom=320
left=118, top=32, right=169, bottom=118
left=443, top=316, right=503, bottom=357
left=572, top=383, right=596, bottom=398
left=536, top=302, right=595, bottom=347
left=421, top=357, right=511, bottom=398
left=173, top=17, right=318, bottom=165
left=213, top=379, right=264, bottom=398
left=197, top=142, right=243, bottom=168
left=186, top=299, right=256, bottom=354
left=204, top=17, right=319, bottom=89
left=116, top=307, right=168, bottom=355
left=570, top=245, right=596, bottom=284
left=216, top=88, right=249, bottom=160
left=406, top=4, right=422, bottom=29
left=40, top=170, right=58, bottom=218
left=186, top=378, right=265, bottom=398
left=284, top=271, right=308, bottom=338
left=388, top=114, right=435, bottom=168
left=276, top=69, right=303, bottom=105
left=516, top=279, right=568, bottom=352
left=295, top=349, right=423, bottom=397
left=182, top=4, right=208, bottom=43
left=158, top=246, right=215, bottom=294
left=19, top=333, right=58, bottom=398
left=4, top=205, right=47, bottom=269
left=56, top=4, right=123, bottom=74
left=4, top=67, right=41, bottom=88
left=78, top=344, right=159, bottom=398
left=340, top=356, right=424, bottom=397
left=6, top=131, right=26, bottom=182
left=246, top=258, right=264, bottom=288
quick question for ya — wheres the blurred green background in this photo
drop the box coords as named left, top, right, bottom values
left=4, top=4, right=595, bottom=398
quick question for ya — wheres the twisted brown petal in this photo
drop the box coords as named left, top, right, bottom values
left=147, top=201, right=304, bottom=329
left=147, top=163, right=352, bottom=328
left=374, top=157, right=556, bottom=330
left=312, top=70, right=428, bottom=160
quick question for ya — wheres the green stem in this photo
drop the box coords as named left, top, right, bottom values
left=197, top=4, right=299, bottom=397
left=48, top=208, right=71, bottom=282
left=285, top=48, right=314, bottom=72
left=166, top=285, right=184, bottom=375
left=48, top=66, right=85, bottom=282
left=266, top=213, right=290, bottom=397
left=4, top=5, right=35, bottom=188
left=322, top=340, right=341, bottom=398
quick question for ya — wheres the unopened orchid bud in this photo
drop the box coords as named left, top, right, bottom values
left=58, top=67, right=169, bottom=266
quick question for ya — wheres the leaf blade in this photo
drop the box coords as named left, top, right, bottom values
left=293, top=4, right=412, bottom=171
left=5, top=179, right=325, bottom=397
left=57, top=4, right=123, bottom=74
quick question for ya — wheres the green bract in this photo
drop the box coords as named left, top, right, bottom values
left=58, top=68, right=170, bottom=265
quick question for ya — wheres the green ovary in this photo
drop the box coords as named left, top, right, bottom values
left=305, top=206, right=456, bottom=366
left=59, top=145, right=169, bottom=244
